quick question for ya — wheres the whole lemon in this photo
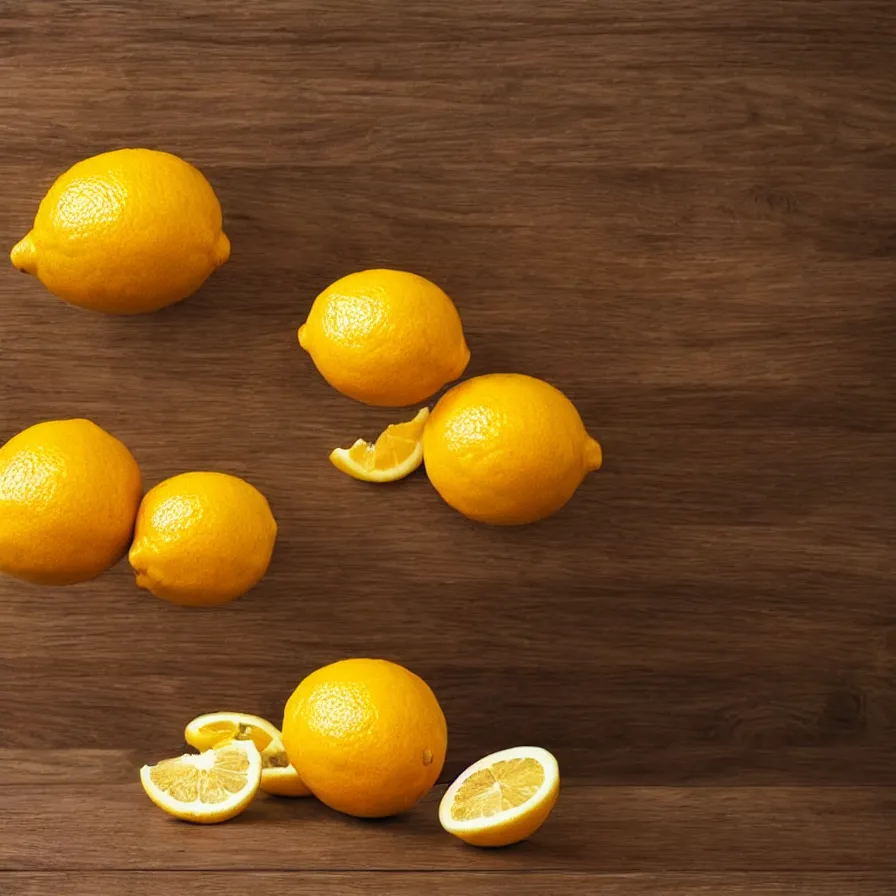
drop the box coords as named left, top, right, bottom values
left=10, top=148, right=230, bottom=314
left=298, top=269, right=470, bottom=406
left=423, top=373, right=602, bottom=525
left=0, top=419, right=142, bottom=585
left=282, top=658, right=447, bottom=818
left=128, top=472, right=277, bottom=607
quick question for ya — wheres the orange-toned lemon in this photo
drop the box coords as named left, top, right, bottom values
left=298, top=269, right=469, bottom=406
left=0, top=419, right=142, bottom=585
left=11, top=148, right=229, bottom=313
left=423, top=373, right=602, bottom=525
left=282, top=658, right=447, bottom=817
left=128, top=472, right=277, bottom=607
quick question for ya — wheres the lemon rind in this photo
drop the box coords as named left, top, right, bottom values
left=140, top=741, right=262, bottom=823
left=438, top=746, right=559, bottom=834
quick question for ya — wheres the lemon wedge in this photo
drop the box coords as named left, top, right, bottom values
left=184, top=711, right=311, bottom=798
left=185, top=711, right=281, bottom=753
left=439, top=746, right=559, bottom=847
left=140, top=739, right=262, bottom=823
left=330, top=407, right=429, bottom=482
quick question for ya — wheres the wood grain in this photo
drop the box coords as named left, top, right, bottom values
left=4, top=873, right=896, bottom=896
left=2, top=775, right=896, bottom=872
left=1, top=0, right=895, bottom=892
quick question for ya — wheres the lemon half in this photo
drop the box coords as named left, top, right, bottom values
left=439, top=746, right=559, bottom=847
left=184, top=711, right=311, bottom=798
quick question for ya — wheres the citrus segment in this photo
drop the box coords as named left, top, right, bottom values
left=140, top=740, right=261, bottom=823
left=184, top=711, right=312, bottom=798
left=330, top=408, right=429, bottom=482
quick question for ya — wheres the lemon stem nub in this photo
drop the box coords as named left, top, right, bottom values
left=584, top=438, right=602, bottom=471
left=10, top=234, right=37, bottom=274
left=213, top=232, right=231, bottom=267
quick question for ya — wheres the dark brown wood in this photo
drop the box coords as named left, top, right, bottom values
left=1, top=0, right=894, bottom=893
left=2, top=775, right=896, bottom=872
left=4, top=873, right=896, bottom=896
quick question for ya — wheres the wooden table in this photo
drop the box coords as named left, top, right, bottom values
left=1, top=2, right=894, bottom=893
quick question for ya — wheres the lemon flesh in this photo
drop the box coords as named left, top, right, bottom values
left=439, top=746, right=559, bottom=847
left=184, top=711, right=311, bottom=797
left=330, top=408, right=429, bottom=482
left=140, top=740, right=262, bottom=824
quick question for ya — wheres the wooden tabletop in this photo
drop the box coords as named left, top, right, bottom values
left=1, top=1, right=894, bottom=894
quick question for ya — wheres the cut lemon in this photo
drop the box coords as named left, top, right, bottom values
left=185, top=711, right=281, bottom=753
left=330, top=407, right=429, bottom=482
left=439, top=746, right=559, bottom=847
left=140, top=739, right=262, bottom=823
left=184, top=711, right=311, bottom=798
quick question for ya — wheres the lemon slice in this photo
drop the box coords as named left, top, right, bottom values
left=184, top=711, right=311, bottom=798
left=330, top=407, right=429, bottom=482
left=439, top=746, right=559, bottom=847
left=140, top=739, right=262, bottom=823
left=185, top=711, right=281, bottom=753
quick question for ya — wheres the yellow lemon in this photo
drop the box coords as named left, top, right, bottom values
left=439, top=746, right=559, bottom=847
left=298, top=269, right=469, bottom=406
left=140, top=739, right=262, bottom=824
left=10, top=148, right=230, bottom=314
left=423, top=373, right=602, bottom=525
left=0, top=419, right=142, bottom=585
left=330, top=407, right=429, bottom=482
left=282, top=658, right=447, bottom=818
left=128, top=472, right=277, bottom=607
left=184, top=711, right=311, bottom=798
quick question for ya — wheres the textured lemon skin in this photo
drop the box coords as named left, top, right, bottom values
left=0, top=419, right=142, bottom=585
left=10, top=148, right=230, bottom=314
left=128, top=471, right=277, bottom=607
left=423, top=373, right=602, bottom=525
left=282, top=658, right=447, bottom=818
left=298, top=269, right=470, bottom=407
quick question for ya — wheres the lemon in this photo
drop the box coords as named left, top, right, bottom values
left=0, top=419, right=142, bottom=585
left=298, top=269, right=469, bottom=406
left=184, top=711, right=311, bottom=798
left=140, top=739, right=261, bottom=824
left=10, top=148, right=230, bottom=314
left=423, top=373, right=602, bottom=525
left=128, top=472, right=277, bottom=607
left=282, top=658, right=447, bottom=818
left=439, top=746, right=559, bottom=847
left=330, top=407, right=429, bottom=482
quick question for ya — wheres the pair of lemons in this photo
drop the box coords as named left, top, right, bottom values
left=304, top=268, right=602, bottom=524
left=142, top=657, right=558, bottom=848
left=11, top=147, right=602, bottom=526
left=0, top=418, right=276, bottom=604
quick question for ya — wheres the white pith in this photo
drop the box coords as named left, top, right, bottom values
left=438, top=745, right=558, bottom=832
